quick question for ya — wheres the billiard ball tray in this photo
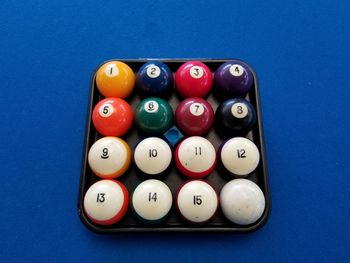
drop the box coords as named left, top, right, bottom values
left=78, top=59, right=270, bottom=233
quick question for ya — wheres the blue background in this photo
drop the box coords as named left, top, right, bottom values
left=0, top=0, right=349, bottom=262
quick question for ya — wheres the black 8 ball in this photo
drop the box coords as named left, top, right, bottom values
left=215, top=98, right=256, bottom=137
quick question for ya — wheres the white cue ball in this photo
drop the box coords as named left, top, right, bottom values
left=220, top=179, right=265, bottom=225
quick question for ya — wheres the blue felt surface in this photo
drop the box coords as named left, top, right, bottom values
left=0, top=0, right=349, bottom=262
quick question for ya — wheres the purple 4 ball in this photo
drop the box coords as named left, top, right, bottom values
left=214, top=61, right=254, bottom=97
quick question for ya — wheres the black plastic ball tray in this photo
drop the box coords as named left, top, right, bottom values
left=78, top=59, right=270, bottom=233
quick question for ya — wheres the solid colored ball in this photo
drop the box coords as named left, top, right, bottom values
left=214, top=61, right=254, bottom=97
left=175, top=97, right=214, bottom=136
left=220, top=179, right=265, bottom=225
left=135, top=97, right=174, bottom=135
left=215, top=98, right=256, bottom=137
left=136, top=61, right=174, bottom=98
left=131, top=179, right=173, bottom=224
left=95, top=61, right=135, bottom=98
left=175, top=136, right=216, bottom=178
left=83, top=180, right=129, bottom=225
left=92, top=97, right=133, bottom=137
left=175, top=61, right=213, bottom=98
left=134, top=137, right=172, bottom=176
left=176, top=180, right=218, bottom=224
left=220, top=137, right=260, bottom=176
left=88, top=137, right=131, bottom=179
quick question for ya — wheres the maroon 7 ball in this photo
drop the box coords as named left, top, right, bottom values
left=175, top=98, right=214, bottom=136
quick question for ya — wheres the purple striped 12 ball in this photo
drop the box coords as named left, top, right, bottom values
left=214, top=61, right=254, bottom=97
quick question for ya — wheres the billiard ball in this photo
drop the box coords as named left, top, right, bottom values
left=176, top=180, right=218, bottom=224
left=88, top=137, right=131, bottom=179
left=136, top=61, right=174, bottom=98
left=220, top=179, right=265, bottom=225
left=95, top=61, right=135, bottom=98
left=134, top=137, right=172, bottom=176
left=215, top=98, right=256, bottom=137
left=175, top=61, right=213, bottom=98
left=135, top=97, right=174, bottom=135
left=175, top=97, right=214, bottom=136
left=83, top=180, right=129, bottom=225
left=220, top=137, right=260, bottom=176
left=131, top=179, right=173, bottom=224
left=92, top=97, right=133, bottom=137
left=175, top=136, right=216, bottom=178
left=214, top=60, right=254, bottom=98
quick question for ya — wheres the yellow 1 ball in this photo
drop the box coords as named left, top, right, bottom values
left=95, top=61, right=135, bottom=98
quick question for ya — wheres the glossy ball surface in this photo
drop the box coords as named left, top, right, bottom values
left=176, top=180, right=218, bottom=224
left=175, top=136, right=216, bottom=178
left=215, top=98, right=256, bottom=137
left=134, top=137, right=172, bottom=176
left=135, top=97, right=174, bottom=135
left=136, top=61, right=174, bottom=98
left=220, top=137, right=260, bottom=176
left=175, top=97, right=214, bottom=136
left=83, top=180, right=129, bottom=225
left=88, top=137, right=131, bottom=179
left=175, top=61, right=213, bottom=98
left=132, top=179, right=173, bottom=224
left=220, top=179, right=265, bottom=225
left=92, top=97, right=133, bottom=137
left=95, top=61, right=135, bottom=98
left=214, top=61, right=254, bottom=97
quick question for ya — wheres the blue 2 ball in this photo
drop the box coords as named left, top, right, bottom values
left=136, top=61, right=174, bottom=98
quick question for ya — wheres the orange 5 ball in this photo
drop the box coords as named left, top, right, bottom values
left=92, top=98, right=134, bottom=137
left=95, top=61, right=135, bottom=98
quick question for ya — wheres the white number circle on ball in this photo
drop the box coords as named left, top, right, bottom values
left=231, top=102, right=248, bottom=119
left=190, top=103, right=205, bottom=116
left=134, top=137, right=172, bottom=175
left=190, top=66, right=204, bottom=79
left=220, top=137, right=260, bottom=176
left=177, top=180, right=218, bottom=223
left=88, top=137, right=128, bottom=177
left=229, top=64, right=244, bottom=77
left=98, top=103, right=114, bottom=118
left=220, top=179, right=265, bottom=225
left=144, top=100, right=159, bottom=113
left=146, top=65, right=161, bottom=78
left=132, top=179, right=173, bottom=221
left=104, top=63, right=119, bottom=77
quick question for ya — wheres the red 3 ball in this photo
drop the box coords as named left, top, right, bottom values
left=175, top=97, right=214, bottom=136
left=175, top=61, right=213, bottom=98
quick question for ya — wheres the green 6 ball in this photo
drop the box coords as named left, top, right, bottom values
left=135, top=97, right=174, bottom=135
